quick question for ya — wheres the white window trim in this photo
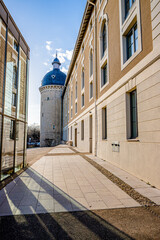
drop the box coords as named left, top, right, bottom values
left=119, top=0, right=142, bottom=70
left=99, top=13, right=109, bottom=92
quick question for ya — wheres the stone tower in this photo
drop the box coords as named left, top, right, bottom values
left=39, top=56, right=66, bottom=147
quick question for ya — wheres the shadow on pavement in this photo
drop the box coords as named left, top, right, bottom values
left=0, top=167, right=134, bottom=240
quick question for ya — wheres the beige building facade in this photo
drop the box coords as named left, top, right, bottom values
left=62, top=0, right=160, bottom=188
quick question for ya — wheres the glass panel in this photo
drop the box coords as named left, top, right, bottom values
left=0, top=20, right=6, bottom=113
left=15, top=121, right=24, bottom=172
left=130, top=90, right=138, bottom=138
left=102, top=24, right=107, bottom=56
left=134, top=25, right=138, bottom=52
left=90, top=82, right=93, bottom=98
left=90, top=50, right=93, bottom=77
left=17, top=48, right=27, bottom=121
left=1, top=117, right=14, bottom=180
left=102, top=64, right=107, bottom=87
left=4, top=32, right=18, bottom=117
left=127, top=30, right=134, bottom=59
left=82, top=70, right=84, bottom=89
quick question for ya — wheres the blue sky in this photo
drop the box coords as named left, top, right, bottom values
left=4, top=0, right=87, bottom=125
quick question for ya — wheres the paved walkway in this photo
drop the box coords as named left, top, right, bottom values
left=0, top=145, right=160, bottom=216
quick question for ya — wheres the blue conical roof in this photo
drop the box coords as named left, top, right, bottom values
left=42, top=57, right=66, bottom=86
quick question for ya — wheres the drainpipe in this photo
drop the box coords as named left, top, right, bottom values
left=87, top=0, right=97, bottom=156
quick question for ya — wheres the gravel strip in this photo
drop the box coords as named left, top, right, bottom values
left=69, top=147, right=156, bottom=207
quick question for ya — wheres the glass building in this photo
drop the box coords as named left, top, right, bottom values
left=0, top=1, right=30, bottom=181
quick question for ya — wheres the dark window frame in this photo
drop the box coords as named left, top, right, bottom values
left=101, top=63, right=108, bottom=87
left=102, top=107, right=107, bottom=140
left=102, top=23, right=107, bottom=57
left=81, top=120, right=84, bottom=140
left=81, top=93, right=84, bottom=107
left=125, top=0, right=135, bottom=19
left=126, top=23, right=138, bottom=60
left=130, top=89, right=138, bottom=139
left=90, top=50, right=93, bottom=77
left=81, top=69, right=85, bottom=89
left=90, top=82, right=93, bottom=99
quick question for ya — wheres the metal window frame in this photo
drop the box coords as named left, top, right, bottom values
left=130, top=89, right=138, bottom=139
left=126, top=23, right=137, bottom=60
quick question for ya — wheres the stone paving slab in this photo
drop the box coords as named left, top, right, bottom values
left=86, top=154, right=160, bottom=205
left=0, top=147, right=141, bottom=216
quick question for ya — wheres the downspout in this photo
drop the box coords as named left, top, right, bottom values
left=87, top=0, right=97, bottom=156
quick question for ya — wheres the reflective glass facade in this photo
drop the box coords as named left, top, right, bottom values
left=0, top=12, right=29, bottom=181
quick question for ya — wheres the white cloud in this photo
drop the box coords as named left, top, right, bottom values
left=56, top=48, right=62, bottom=52
left=65, top=50, right=73, bottom=60
left=52, top=49, right=73, bottom=64
left=46, top=41, right=52, bottom=45
left=61, top=67, right=68, bottom=74
left=43, top=62, right=48, bottom=66
left=46, top=45, right=52, bottom=51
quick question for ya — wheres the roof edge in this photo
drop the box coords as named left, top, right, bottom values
left=62, top=0, right=95, bottom=98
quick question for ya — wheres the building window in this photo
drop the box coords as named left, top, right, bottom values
left=90, top=49, right=93, bottom=77
left=42, top=113, right=44, bottom=117
left=75, top=82, right=77, bottom=99
left=90, top=82, right=93, bottom=99
left=101, top=63, right=108, bottom=87
left=81, top=120, right=84, bottom=140
left=126, top=24, right=138, bottom=60
left=102, top=23, right=107, bottom=58
left=102, top=107, right=107, bottom=140
left=71, top=108, right=73, bottom=118
left=81, top=69, right=84, bottom=89
left=90, top=20, right=93, bottom=32
left=12, top=93, right=16, bottom=107
left=130, top=89, right=138, bottom=139
left=75, top=102, right=77, bottom=114
left=81, top=93, right=84, bottom=107
left=14, top=41, right=18, bottom=52
left=82, top=43, right=84, bottom=52
left=13, top=66, right=17, bottom=88
left=47, top=97, right=49, bottom=101
left=125, top=0, right=135, bottom=19
left=10, top=120, right=15, bottom=140
left=71, top=92, right=73, bottom=106
left=71, top=126, right=72, bottom=140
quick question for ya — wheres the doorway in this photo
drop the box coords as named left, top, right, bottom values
left=75, top=128, right=77, bottom=147
left=89, top=115, right=92, bottom=153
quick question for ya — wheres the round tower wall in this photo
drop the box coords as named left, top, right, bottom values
left=40, top=85, right=63, bottom=147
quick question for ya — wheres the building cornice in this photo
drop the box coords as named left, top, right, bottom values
left=62, top=0, right=95, bottom=98
left=39, top=85, right=64, bottom=93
